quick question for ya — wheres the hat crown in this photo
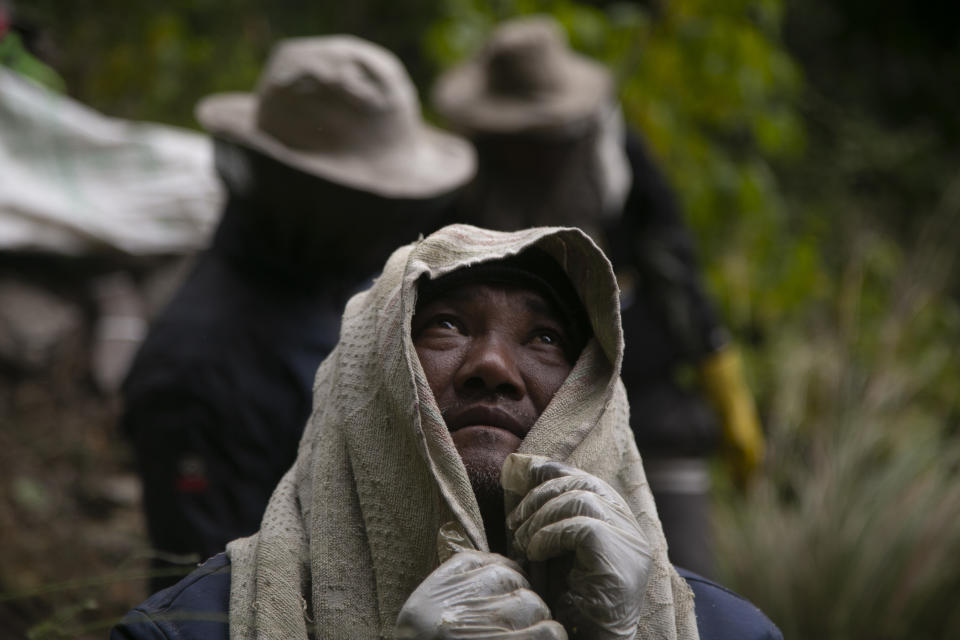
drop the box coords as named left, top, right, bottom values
left=255, top=37, right=419, bottom=152
left=484, top=18, right=568, bottom=98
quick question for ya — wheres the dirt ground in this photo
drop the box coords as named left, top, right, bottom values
left=0, top=328, right=151, bottom=639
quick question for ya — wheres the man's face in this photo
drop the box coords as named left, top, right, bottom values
left=413, top=283, right=576, bottom=493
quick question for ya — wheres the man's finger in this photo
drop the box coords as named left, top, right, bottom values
left=449, top=620, right=568, bottom=640
left=484, top=587, right=555, bottom=629
left=512, top=489, right=616, bottom=553
left=507, top=474, right=622, bottom=531
left=434, top=549, right=524, bottom=582
left=522, top=515, right=606, bottom=562
left=495, top=620, right=569, bottom=639
left=501, top=453, right=587, bottom=496
left=525, top=515, right=652, bottom=570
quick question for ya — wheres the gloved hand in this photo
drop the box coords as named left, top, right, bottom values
left=395, top=549, right=568, bottom=640
left=698, top=346, right=765, bottom=489
left=502, top=454, right=653, bottom=640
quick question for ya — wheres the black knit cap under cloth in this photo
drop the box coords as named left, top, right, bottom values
left=415, top=247, right=593, bottom=363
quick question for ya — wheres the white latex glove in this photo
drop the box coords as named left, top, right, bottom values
left=395, top=549, right=568, bottom=640
left=502, top=454, right=653, bottom=640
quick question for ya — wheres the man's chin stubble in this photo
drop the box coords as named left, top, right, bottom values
left=465, top=460, right=509, bottom=554
left=466, top=461, right=505, bottom=505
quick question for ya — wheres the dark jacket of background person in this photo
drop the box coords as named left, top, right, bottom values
left=121, top=178, right=349, bottom=577
left=110, top=553, right=783, bottom=640
left=606, top=132, right=726, bottom=457
left=601, top=133, right=736, bottom=578
left=122, top=142, right=458, bottom=590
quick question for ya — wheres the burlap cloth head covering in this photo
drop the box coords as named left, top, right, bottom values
left=227, top=224, right=698, bottom=640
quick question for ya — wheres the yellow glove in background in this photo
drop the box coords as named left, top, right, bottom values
left=699, top=346, right=765, bottom=489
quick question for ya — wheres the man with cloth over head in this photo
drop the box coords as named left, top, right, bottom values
left=121, top=35, right=475, bottom=590
left=113, top=225, right=781, bottom=640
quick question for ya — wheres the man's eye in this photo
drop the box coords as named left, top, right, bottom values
left=434, top=318, right=458, bottom=331
left=531, top=331, right=564, bottom=348
left=421, top=315, right=464, bottom=335
left=412, top=309, right=467, bottom=343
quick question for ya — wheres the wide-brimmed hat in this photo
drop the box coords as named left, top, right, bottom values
left=432, top=16, right=613, bottom=136
left=196, top=36, right=475, bottom=199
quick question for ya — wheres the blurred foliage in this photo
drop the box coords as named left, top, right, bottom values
left=19, top=0, right=444, bottom=127
left=8, top=0, right=960, bottom=637
left=0, top=31, right=66, bottom=92
left=784, top=0, right=960, bottom=211
left=717, top=202, right=960, bottom=637
left=715, top=1, right=960, bottom=636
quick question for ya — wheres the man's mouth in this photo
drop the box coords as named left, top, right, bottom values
left=444, top=405, right=531, bottom=439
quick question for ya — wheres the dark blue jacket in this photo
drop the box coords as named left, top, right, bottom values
left=122, top=243, right=348, bottom=590
left=111, top=554, right=782, bottom=640
left=123, top=149, right=457, bottom=592
left=121, top=186, right=379, bottom=592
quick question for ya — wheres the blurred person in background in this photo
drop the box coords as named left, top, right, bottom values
left=122, top=35, right=475, bottom=590
left=432, top=15, right=764, bottom=578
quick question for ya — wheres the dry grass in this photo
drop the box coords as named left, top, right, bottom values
left=716, top=205, right=960, bottom=639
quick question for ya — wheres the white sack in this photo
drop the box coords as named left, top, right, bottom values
left=0, top=67, right=223, bottom=256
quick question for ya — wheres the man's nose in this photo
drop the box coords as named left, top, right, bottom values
left=455, top=334, right=526, bottom=400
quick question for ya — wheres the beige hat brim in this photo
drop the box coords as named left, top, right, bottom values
left=196, top=93, right=476, bottom=199
left=432, top=51, right=612, bottom=135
